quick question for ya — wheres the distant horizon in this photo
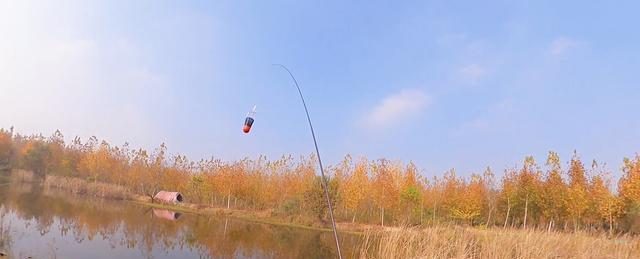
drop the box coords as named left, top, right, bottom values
left=3, top=126, right=635, bottom=184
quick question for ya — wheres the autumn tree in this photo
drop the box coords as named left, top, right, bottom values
left=466, top=173, right=488, bottom=225
left=513, top=156, right=542, bottom=229
left=566, top=152, right=589, bottom=230
left=500, top=167, right=518, bottom=228
left=20, top=139, right=51, bottom=179
left=78, top=140, right=119, bottom=183
left=303, top=175, right=339, bottom=220
left=442, top=170, right=483, bottom=224
left=0, top=128, right=12, bottom=169
left=4, top=128, right=640, bottom=232
left=619, top=155, right=640, bottom=233
left=540, top=151, right=568, bottom=231
left=400, top=162, right=421, bottom=223
left=45, top=130, right=66, bottom=175
left=619, top=155, right=640, bottom=206
left=371, top=159, right=400, bottom=226
left=482, top=167, right=498, bottom=226
left=286, top=155, right=316, bottom=210
left=330, top=155, right=352, bottom=215
left=424, top=176, right=443, bottom=224
left=216, top=163, right=236, bottom=209
left=129, top=148, right=153, bottom=199
left=589, top=163, right=624, bottom=235
left=341, top=157, right=369, bottom=223
left=62, top=136, right=85, bottom=178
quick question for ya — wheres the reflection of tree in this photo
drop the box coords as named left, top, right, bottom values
left=297, top=233, right=335, bottom=259
left=0, top=183, right=362, bottom=258
left=0, top=208, right=14, bottom=257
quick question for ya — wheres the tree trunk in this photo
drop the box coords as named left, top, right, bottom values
left=503, top=198, right=511, bottom=228
left=223, top=218, right=229, bottom=237
left=548, top=220, right=553, bottom=232
left=420, top=199, right=424, bottom=225
left=486, top=206, right=494, bottom=227
left=523, top=196, right=529, bottom=229
left=352, top=212, right=357, bottom=224
left=381, top=207, right=385, bottom=227
left=433, top=200, right=437, bottom=223
left=227, top=193, right=231, bottom=209
left=609, top=211, right=613, bottom=236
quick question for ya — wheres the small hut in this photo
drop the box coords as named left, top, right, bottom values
left=153, top=191, right=184, bottom=204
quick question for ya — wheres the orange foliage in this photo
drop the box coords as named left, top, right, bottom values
left=2, top=128, right=637, bottom=233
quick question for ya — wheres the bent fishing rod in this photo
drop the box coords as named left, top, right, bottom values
left=273, top=64, right=343, bottom=259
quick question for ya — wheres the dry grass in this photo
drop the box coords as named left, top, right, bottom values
left=44, top=175, right=132, bottom=200
left=359, top=226, right=640, bottom=259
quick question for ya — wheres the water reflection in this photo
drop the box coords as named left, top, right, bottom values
left=0, top=182, right=361, bottom=258
left=152, top=209, right=182, bottom=221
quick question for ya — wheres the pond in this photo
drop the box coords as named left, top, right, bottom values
left=0, top=180, right=361, bottom=258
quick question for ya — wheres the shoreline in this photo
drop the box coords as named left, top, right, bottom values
left=127, top=199, right=365, bottom=235
left=5, top=172, right=369, bottom=235
left=3, top=172, right=639, bottom=258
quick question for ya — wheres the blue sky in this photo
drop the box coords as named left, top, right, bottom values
left=1, top=1, right=639, bottom=178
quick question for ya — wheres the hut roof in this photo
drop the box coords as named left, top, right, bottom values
left=154, top=191, right=184, bottom=203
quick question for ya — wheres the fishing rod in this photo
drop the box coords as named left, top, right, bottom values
left=273, top=64, right=343, bottom=259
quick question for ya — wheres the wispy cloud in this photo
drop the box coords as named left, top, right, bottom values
left=459, top=64, right=489, bottom=83
left=366, top=89, right=431, bottom=129
left=550, top=37, right=586, bottom=56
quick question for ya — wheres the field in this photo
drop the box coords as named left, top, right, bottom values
left=359, top=226, right=640, bottom=259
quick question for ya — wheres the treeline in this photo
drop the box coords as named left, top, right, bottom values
left=0, top=128, right=639, bottom=233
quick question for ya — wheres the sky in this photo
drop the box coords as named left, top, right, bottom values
left=1, top=0, right=639, bottom=179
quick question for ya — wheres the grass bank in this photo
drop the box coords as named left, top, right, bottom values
left=359, top=226, right=640, bottom=259
left=128, top=198, right=362, bottom=234
left=44, top=174, right=135, bottom=201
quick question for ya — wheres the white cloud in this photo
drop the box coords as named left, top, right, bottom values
left=366, top=89, right=431, bottom=129
left=550, top=37, right=586, bottom=56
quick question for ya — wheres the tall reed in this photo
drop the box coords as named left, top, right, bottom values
left=359, top=226, right=640, bottom=259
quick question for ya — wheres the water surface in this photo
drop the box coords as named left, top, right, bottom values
left=0, top=181, right=360, bottom=258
